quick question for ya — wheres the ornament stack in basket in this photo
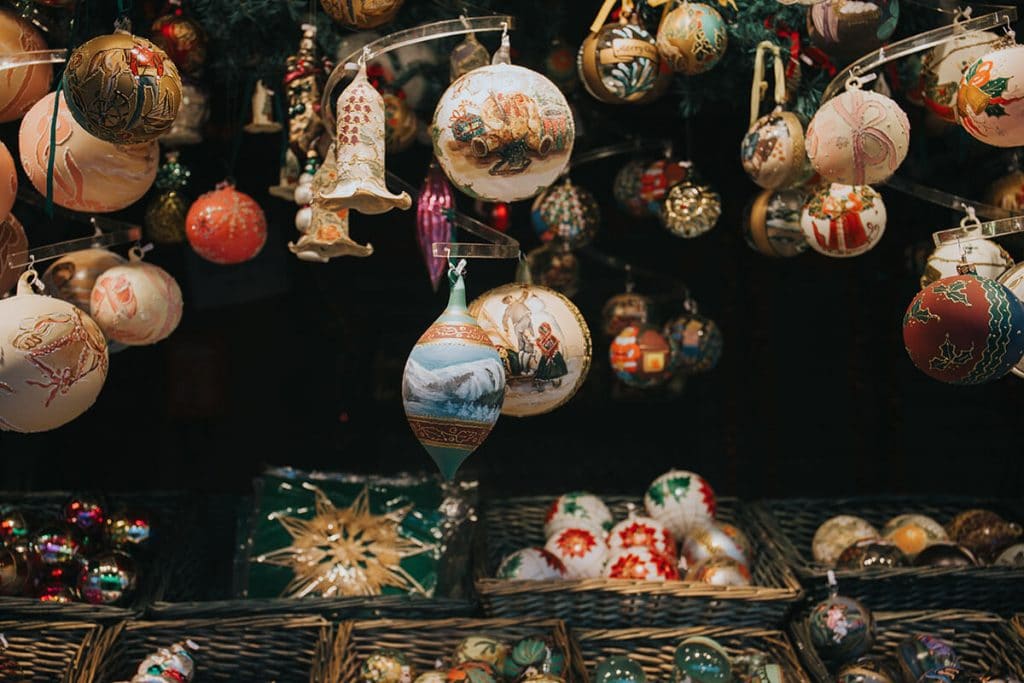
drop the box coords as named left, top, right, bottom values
left=593, top=635, right=784, bottom=683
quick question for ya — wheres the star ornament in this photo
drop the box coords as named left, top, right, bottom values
left=254, top=485, right=433, bottom=598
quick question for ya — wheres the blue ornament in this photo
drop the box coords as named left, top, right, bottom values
left=674, top=636, right=732, bottom=683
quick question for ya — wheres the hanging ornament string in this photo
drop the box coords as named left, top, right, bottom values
left=750, top=41, right=787, bottom=125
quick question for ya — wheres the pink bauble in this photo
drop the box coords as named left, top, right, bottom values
left=90, top=255, right=183, bottom=346
left=0, top=8, right=52, bottom=123
left=603, top=546, right=679, bottom=581
left=185, top=184, right=267, bottom=264
left=607, top=515, right=677, bottom=558
left=0, top=213, right=27, bottom=294
left=19, top=92, right=159, bottom=212
left=0, top=141, right=16, bottom=219
left=543, top=526, right=608, bottom=579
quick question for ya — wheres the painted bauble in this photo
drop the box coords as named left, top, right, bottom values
left=986, top=170, right=1024, bottom=212
left=544, top=492, right=612, bottom=538
left=0, top=273, right=108, bottom=432
left=454, top=636, right=508, bottom=667
left=897, top=635, right=959, bottom=683
left=813, top=516, right=879, bottom=566
left=530, top=179, right=600, bottom=249
left=656, top=3, right=728, bottom=75
left=994, top=542, right=1024, bottom=566
left=41, top=249, right=125, bottom=312
left=881, top=514, right=948, bottom=558
left=544, top=526, right=607, bottom=579
left=741, top=111, right=808, bottom=190
left=78, top=551, right=137, bottom=605
left=664, top=313, right=723, bottom=374
left=0, top=214, right=27, bottom=294
left=808, top=0, right=899, bottom=61
left=595, top=655, right=647, bottom=683
left=446, top=660, right=496, bottom=683
left=838, top=658, right=899, bottom=683
left=639, top=159, right=693, bottom=216
left=685, top=556, right=752, bottom=586
left=64, top=495, right=105, bottom=536
left=106, top=509, right=152, bottom=548
left=501, top=637, right=565, bottom=681
left=998, top=263, right=1024, bottom=379
left=469, top=282, right=591, bottom=418
left=0, top=8, right=52, bottom=123
left=921, top=31, right=1007, bottom=122
left=836, top=539, right=908, bottom=569
left=526, top=243, right=580, bottom=299
left=673, top=636, right=732, bottom=683
left=496, top=547, right=566, bottom=580
left=610, top=325, right=674, bottom=388
left=19, top=92, right=160, bottom=213
left=957, top=45, right=1024, bottom=147
left=808, top=594, right=875, bottom=664
left=744, top=189, right=809, bottom=258
left=185, top=183, right=267, bottom=264
left=659, top=181, right=722, bottom=238
left=806, top=89, right=909, bottom=185
left=150, top=9, right=207, bottom=77
left=681, top=521, right=752, bottom=568
left=602, top=293, right=653, bottom=338
left=801, top=183, right=886, bottom=258
left=403, top=272, right=504, bottom=480
left=0, top=141, right=15, bottom=220
left=645, top=469, right=716, bottom=539
left=607, top=515, right=677, bottom=557
left=0, top=546, right=31, bottom=596
left=579, top=18, right=671, bottom=105
left=90, top=255, right=183, bottom=346
left=902, top=272, right=1024, bottom=385
left=921, top=240, right=1013, bottom=288
left=945, top=509, right=1022, bottom=562
left=322, top=0, right=404, bottom=29
left=63, top=31, right=182, bottom=144
left=604, top=546, right=679, bottom=581
left=911, top=542, right=977, bottom=568
left=613, top=159, right=650, bottom=217
left=431, top=63, right=574, bottom=203
left=361, top=649, right=413, bottom=683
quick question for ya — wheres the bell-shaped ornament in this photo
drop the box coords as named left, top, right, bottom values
left=244, top=80, right=283, bottom=134
left=319, top=61, right=411, bottom=214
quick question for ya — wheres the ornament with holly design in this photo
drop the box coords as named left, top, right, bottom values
left=644, top=470, right=716, bottom=539
left=495, top=547, right=567, bottom=581
left=544, top=492, right=612, bottom=539
left=544, top=526, right=608, bottom=579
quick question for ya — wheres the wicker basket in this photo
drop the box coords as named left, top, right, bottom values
left=144, top=594, right=476, bottom=620
left=754, top=496, right=1024, bottom=612
left=570, top=625, right=812, bottom=683
left=1013, top=613, right=1024, bottom=640
left=89, top=615, right=333, bottom=683
left=790, top=610, right=1024, bottom=683
left=330, top=618, right=574, bottom=682
left=476, top=496, right=802, bottom=628
left=0, top=620, right=105, bottom=683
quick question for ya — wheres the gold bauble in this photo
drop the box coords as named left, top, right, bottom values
left=145, top=190, right=189, bottom=244
left=660, top=182, right=722, bottom=238
left=578, top=20, right=671, bottom=105
left=320, top=0, right=404, bottom=29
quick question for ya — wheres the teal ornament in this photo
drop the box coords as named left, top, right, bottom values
left=674, top=636, right=732, bottom=683
left=447, top=660, right=497, bottom=683
left=837, top=657, right=898, bottom=683
left=501, top=637, right=565, bottom=680
left=808, top=594, right=875, bottom=664
left=897, top=635, right=958, bottom=683
left=595, top=655, right=647, bottom=683
left=663, top=309, right=723, bottom=375
left=402, top=267, right=505, bottom=479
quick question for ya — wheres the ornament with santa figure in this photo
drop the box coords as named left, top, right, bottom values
left=801, top=184, right=887, bottom=258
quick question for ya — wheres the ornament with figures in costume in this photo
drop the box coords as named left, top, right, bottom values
left=42, top=249, right=126, bottom=313
left=813, top=515, right=879, bottom=565
left=741, top=111, right=809, bottom=191
left=496, top=547, right=567, bottom=580
left=121, top=640, right=199, bottom=683
left=90, top=249, right=183, bottom=346
left=896, top=634, right=959, bottom=682
left=578, top=9, right=671, bottom=105
left=656, top=2, right=728, bottom=75
left=544, top=492, right=612, bottom=538
left=664, top=309, right=723, bottom=374
left=801, top=184, right=886, bottom=258
left=604, top=545, right=679, bottom=581
left=921, top=239, right=1013, bottom=288
left=0, top=214, right=27, bottom=294
left=808, top=594, right=876, bottom=664
left=744, top=189, right=809, bottom=258
left=644, top=469, right=716, bottom=539
left=544, top=526, right=608, bottom=579
left=609, top=324, right=674, bottom=388
left=0, top=8, right=52, bottom=123
left=921, top=30, right=1008, bottom=123
left=957, top=44, right=1024, bottom=147
left=186, top=182, right=267, bottom=264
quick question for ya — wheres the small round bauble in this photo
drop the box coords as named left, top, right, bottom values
left=837, top=658, right=899, bottom=683
left=994, top=542, right=1024, bottom=566
left=902, top=272, right=1024, bottom=385
left=454, top=636, right=508, bottom=667
left=609, top=325, right=675, bottom=388
left=813, top=516, right=880, bottom=566
left=531, top=179, right=600, bottom=249
left=544, top=492, right=612, bottom=538
left=663, top=313, right=723, bottom=374
left=656, top=3, right=728, bottom=75
left=881, top=514, right=948, bottom=558
left=20, top=92, right=160, bottom=213
left=613, top=159, right=650, bottom=217
left=921, top=240, right=1013, bottom=288
left=681, top=521, right=752, bottom=568
left=106, top=509, right=152, bottom=548
left=808, top=594, right=875, bottom=664
left=501, top=637, right=565, bottom=681
left=602, top=293, right=653, bottom=338
left=322, top=0, right=404, bottom=29
left=64, top=495, right=105, bottom=536
left=595, top=655, right=647, bottom=683
left=897, top=635, right=959, bottom=683
left=744, top=188, right=809, bottom=258
left=644, top=469, right=716, bottom=539
left=578, top=20, right=671, bottom=104
left=496, top=547, right=567, bottom=580
left=446, top=660, right=496, bottom=683
left=0, top=508, right=27, bottom=545
left=921, top=31, right=1007, bottom=123
left=806, top=89, right=909, bottom=185
left=78, top=551, right=137, bottom=605
left=186, top=183, right=267, bottom=264
left=90, top=255, right=183, bottom=346
left=62, top=31, right=182, bottom=144
left=0, top=546, right=31, bottom=596
left=607, top=515, right=677, bottom=557
left=674, top=636, right=732, bottom=683
left=986, top=170, right=1024, bottom=212
left=361, top=648, right=413, bottom=683
left=912, top=542, right=977, bottom=568
left=151, top=9, right=207, bottom=76
left=432, top=63, right=574, bottom=203
left=957, top=45, right=1024, bottom=147
left=544, top=526, right=607, bottom=579
left=686, top=556, right=752, bottom=586
left=0, top=8, right=52, bottom=123
left=802, top=183, right=886, bottom=257
left=0, top=214, right=28, bottom=294
left=741, top=111, right=808, bottom=190
left=0, top=141, right=16, bottom=220
left=946, top=509, right=1022, bottom=562
left=659, top=181, right=722, bottom=238
left=836, top=539, right=908, bottom=570
left=604, top=546, right=679, bottom=581
left=526, top=243, right=580, bottom=298
left=808, top=0, right=899, bottom=61
left=30, top=526, right=82, bottom=567
left=41, top=248, right=126, bottom=313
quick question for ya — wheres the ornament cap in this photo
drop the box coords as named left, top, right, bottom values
left=16, top=268, right=43, bottom=296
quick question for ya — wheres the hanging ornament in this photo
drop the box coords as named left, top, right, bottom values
left=659, top=180, right=722, bottom=238
left=609, top=324, right=675, bottom=388
left=607, top=513, right=677, bottom=558
left=416, top=162, right=454, bottom=291
left=20, top=91, right=159, bottom=213
left=145, top=151, right=191, bottom=244
left=186, top=182, right=267, bottom=265
left=578, top=2, right=671, bottom=105
left=526, top=243, right=580, bottom=298
left=244, top=80, right=283, bottom=134
left=807, top=0, right=899, bottom=62
left=903, top=268, right=1024, bottom=385
left=604, top=545, right=679, bottom=580
left=159, top=78, right=209, bottom=146
left=813, top=515, right=879, bottom=565
left=544, top=526, right=608, bottom=579
left=338, top=31, right=437, bottom=111
left=0, top=141, right=15, bottom=220
left=0, top=8, right=52, bottom=123
left=150, top=0, right=206, bottom=76
left=90, top=247, right=183, bottom=346
left=285, top=24, right=329, bottom=164
left=544, top=492, right=613, bottom=538
left=801, top=183, right=886, bottom=258
left=808, top=592, right=876, bottom=665
left=921, top=239, right=1013, bottom=288
left=402, top=263, right=505, bottom=479
left=602, top=290, right=653, bottom=337
left=595, top=656, right=647, bottom=683
left=644, top=469, right=716, bottom=539
left=78, top=550, right=137, bottom=605
left=0, top=214, right=27, bottom=294
left=545, top=37, right=579, bottom=93
left=383, top=92, right=417, bottom=153
left=41, top=248, right=126, bottom=312
left=495, top=547, right=567, bottom=580
left=125, top=640, right=199, bottom=683
left=321, top=0, right=404, bottom=29
left=531, top=178, right=600, bottom=249
left=450, top=32, right=490, bottom=83
left=656, top=2, right=728, bottom=75
left=432, top=33, right=574, bottom=202
left=640, top=157, right=693, bottom=217
left=613, top=159, right=650, bottom=217
left=921, top=30, right=1007, bottom=123
left=957, top=44, right=1024, bottom=147
left=63, top=30, right=182, bottom=144
left=663, top=303, right=723, bottom=374
left=744, top=188, right=809, bottom=258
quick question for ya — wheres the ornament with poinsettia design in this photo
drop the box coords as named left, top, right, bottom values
left=607, top=513, right=677, bottom=558
left=544, top=492, right=612, bottom=539
left=544, top=526, right=607, bottom=579
left=495, top=547, right=567, bottom=581
left=604, top=546, right=679, bottom=581
left=644, top=469, right=716, bottom=539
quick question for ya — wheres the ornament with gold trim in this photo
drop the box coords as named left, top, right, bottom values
left=145, top=151, right=191, bottom=244
left=920, top=239, right=1013, bottom=288
left=659, top=180, right=721, bottom=239
left=579, top=2, right=671, bottom=105
left=150, top=0, right=206, bottom=77
left=0, top=7, right=53, bottom=123
left=321, top=0, right=404, bottom=30
left=921, top=30, right=1007, bottom=123
left=744, top=188, right=809, bottom=258
left=656, top=2, right=728, bottom=75
left=957, top=44, right=1024, bottom=147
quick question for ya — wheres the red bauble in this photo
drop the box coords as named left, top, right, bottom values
left=150, top=7, right=207, bottom=76
left=604, top=546, right=679, bottom=581
left=185, top=183, right=267, bottom=264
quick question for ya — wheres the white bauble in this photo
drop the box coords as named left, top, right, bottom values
left=544, top=492, right=612, bottom=538
left=89, top=255, right=182, bottom=346
left=643, top=469, right=716, bottom=539
left=957, top=44, right=1024, bottom=147
left=543, top=527, right=608, bottom=579
left=921, top=239, right=1013, bottom=288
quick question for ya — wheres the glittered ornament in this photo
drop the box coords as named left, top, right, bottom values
left=686, top=556, right=752, bottom=586
left=186, top=182, right=267, bottom=264
left=613, top=159, right=650, bottom=217
left=544, top=492, right=613, bottom=538
left=881, top=514, right=948, bottom=558
left=946, top=509, right=1022, bottom=562
left=417, top=162, right=455, bottom=291
left=0, top=8, right=53, bottom=123
left=145, top=152, right=191, bottom=244
left=912, top=542, right=977, bottom=568
left=801, top=183, right=886, bottom=258
left=41, top=249, right=125, bottom=313
left=0, top=546, right=31, bottom=595
left=160, top=79, right=208, bottom=146
left=809, top=594, right=875, bottom=664
left=813, top=515, right=879, bottom=566
left=674, top=637, right=732, bottom=683
left=383, top=92, right=417, bottom=154
left=106, top=509, right=152, bottom=548
left=921, top=31, right=1007, bottom=123
left=579, top=12, right=670, bottom=105
left=362, top=648, right=414, bottom=683
left=609, top=325, right=674, bottom=388
left=897, top=635, right=959, bottom=683
left=744, top=188, right=809, bottom=258
left=659, top=181, right=722, bottom=238
left=544, top=526, right=607, bottom=579
left=808, top=0, right=899, bottom=61
left=741, top=111, right=808, bottom=190
left=453, top=636, right=508, bottom=667
left=90, top=249, right=183, bottom=346
left=531, top=178, right=600, bottom=249
left=496, top=547, right=567, bottom=580
left=595, top=656, right=647, bottom=683
left=656, top=3, right=728, bottom=75
left=998, top=262, right=1024, bottom=378
left=0, top=141, right=16, bottom=220
left=150, top=3, right=207, bottom=76
left=78, top=550, right=137, bottom=605
left=526, top=243, right=580, bottom=299
left=681, top=521, right=752, bottom=569
left=322, top=0, right=404, bottom=29
left=902, top=271, right=1024, bottom=385
left=664, top=308, right=723, bottom=374
left=602, top=292, right=653, bottom=338
left=604, top=546, right=679, bottom=581
left=0, top=214, right=28, bottom=294
left=957, top=45, right=1024, bottom=147
left=644, top=469, right=716, bottom=539
left=501, top=637, right=565, bottom=681
left=836, top=539, right=908, bottom=569
left=63, top=31, right=182, bottom=144
left=607, top=514, right=677, bottom=558
left=920, top=240, right=1013, bottom=288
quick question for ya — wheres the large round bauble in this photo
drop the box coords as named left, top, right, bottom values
left=902, top=272, right=1024, bottom=385
left=744, top=188, right=809, bottom=257
left=602, top=293, right=653, bottom=338
left=807, top=89, right=909, bottom=185
left=0, top=546, right=30, bottom=596
left=453, top=636, right=508, bottom=667
left=920, top=239, right=1013, bottom=288
left=595, top=655, right=647, bottom=683
left=495, top=547, right=567, bottom=580
left=0, top=214, right=27, bottom=294
left=813, top=515, right=879, bottom=566
left=0, top=8, right=52, bottom=123
left=90, top=258, right=183, bottom=346
left=0, top=141, right=16, bottom=220
left=526, top=243, right=580, bottom=298
left=543, top=526, right=607, bottom=579
left=0, top=275, right=109, bottom=432
left=150, top=10, right=207, bottom=76
left=41, top=248, right=125, bottom=312
left=808, top=0, right=899, bottom=61
left=62, top=31, right=182, bottom=144
left=603, top=546, right=679, bottom=581
left=78, top=551, right=137, bottom=605
left=681, top=521, right=752, bottom=568
left=685, top=556, right=752, bottom=586
left=897, top=635, right=959, bottom=683
left=946, top=509, right=1022, bottom=562
left=607, top=515, right=676, bottom=558
left=613, top=159, right=649, bottom=217
left=544, top=492, right=613, bottom=538
left=801, top=183, right=886, bottom=258
left=998, top=262, right=1024, bottom=378
left=674, top=637, right=732, bottom=683
left=808, top=594, right=875, bottom=664
left=610, top=324, right=674, bottom=388
left=361, top=648, right=413, bottom=683
left=432, top=63, right=574, bottom=203
left=836, top=539, right=908, bottom=570
left=921, top=31, right=1006, bottom=123
left=659, top=181, right=722, bottom=238
left=644, top=469, right=716, bottom=539
left=741, top=111, right=808, bottom=190
left=912, top=542, right=977, bottom=568
left=322, top=0, right=404, bottom=29
left=656, top=3, right=728, bottom=75
left=530, top=179, right=600, bottom=249
left=957, top=45, right=1024, bottom=147
left=578, top=21, right=671, bottom=104
left=185, top=184, right=267, bottom=264
left=663, top=313, right=723, bottom=374
left=20, top=92, right=160, bottom=213
left=881, top=514, right=948, bottom=558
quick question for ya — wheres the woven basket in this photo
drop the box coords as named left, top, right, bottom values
left=330, top=618, right=573, bottom=682
left=790, top=610, right=1024, bottom=683
left=754, top=496, right=1024, bottom=613
left=0, top=620, right=104, bottom=683
left=1013, top=613, right=1024, bottom=640
left=476, top=496, right=802, bottom=627
left=90, top=615, right=333, bottom=683
left=144, top=594, right=477, bottom=620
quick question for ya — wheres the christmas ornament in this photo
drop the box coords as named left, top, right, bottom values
left=469, top=282, right=592, bottom=418
left=0, top=546, right=31, bottom=595
left=384, top=92, right=417, bottom=153
left=544, top=492, right=613, bottom=538
left=801, top=183, right=886, bottom=258
left=881, top=514, right=947, bottom=558
left=531, top=178, right=600, bottom=249
left=0, top=141, right=15, bottom=220
left=285, top=24, right=329, bottom=163
left=656, top=3, right=728, bottom=75
left=450, top=32, right=490, bottom=82
left=957, top=45, right=1024, bottom=147
left=186, top=182, right=268, bottom=264
left=107, top=509, right=152, bottom=548
left=544, top=37, right=578, bottom=93
left=922, top=31, right=1006, bottom=123
left=160, top=78, right=209, bottom=146
left=681, top=521, right=752, bottom=568
left=579, top=7, right=670, bottom=105
left=602, top=292, right=653, bottom=337
left=0, top=508, right=28, bottom=545
left=613, top=159, right=650, bottom=217
left=20, top=92, right=160, bottom=213
left=741, top=112, right=808, bottom=191
left=609, top=324, right=674, bottom=388
left=446, top=661, right=496, bottom=683
left=903, top=271, right=1024, bottom=385
left=835, top=539, right=908, bottom=569
left=78, top=550, right=137, bottom=605
left=245, top=80, right=283, bottom=134
left=63, top=31, right=182, bottom=144
left=495, top=547, right=567, bottom=580
left=595, top=656, right=647, bottom=683
left=320, top=61, right=411, bottom=214
left=41, top=248, right=125, bottom=313
left=501, top=637, right=565, bottom=680
left=806, top=86, right=909, bottom=185
left=0, top=214, right=28, bottom=295
left=90, top=248, right=183, bottom=346
left=36, top=581, right=78, bottom=603
left=145, top=152, right=191, bottom=244
left=809, top=593, right=875, bottom=664
left=686, top=556, right=752, bottom=586
left=473, top=200, right=510, bottom=233
left=640, top=158, right=693, bottom=216
left=0, top=271, right=109, bottom=432
left=402, top=266, right=505, bottom=479
left=125, top=640, right=199, bottom=683
left=994, top=542, right=1024, bottom=566
left=526, top=243, right=580, bottom=299
left=417, top=162, right=454, bottom=291
left=946, top=509, right=1022, bottom=562
left=674, top=637, right=732, bottom=683
left=920, top=240, right=1013, bottom=288
left=607, top=514, right=677, bottom=557
left=659, top=181, right=722, bottom=238
left=31, top=526, right=82, bottom=567
left=663, top=305, right=723, bottom=374
left=807, top=0, right=899, bottom=61
left=64, top=495, right=105, bottom=536
left=998, top=262, right=1024, bottom=378
left=813, top=516, right=879, bottom=566
left=644, top=469, right=716, bottom=539
left=454, top=636, right=508, bottom=667
left=361, top=649, right=414, bottom=683
left=836, top=658, right=898, bottom=683
left=987, top=169, right=1024, bottom=212
left=432, top=36, right=574, bottom=203
left=322, top=0, right=404, bottom=29
left=544, top=526, right=607, bottom=579
left=897, top=635, right=959, bottom=683
left=912, top=543, right=976, bottom=568
left=0, top=8, right=52, bottom=123
left=604, top=546, right=679, bottom=581
left=743, top=188, right=809, bottom=258
left=150, top=1, right=207, bottom=76
left=292, top=144, right=374, bottom=261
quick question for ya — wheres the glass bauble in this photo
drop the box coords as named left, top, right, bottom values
left=801, top=183, right=886, bottom=258
left=578, top=19, right=670, bottom=104
left=808, top=594, right=875, bottom=664
left=185, top=183, right=267, bottom=264
left=90, top=254, right=183, bottom=346
left=644, top=469, right=716, bottom=539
